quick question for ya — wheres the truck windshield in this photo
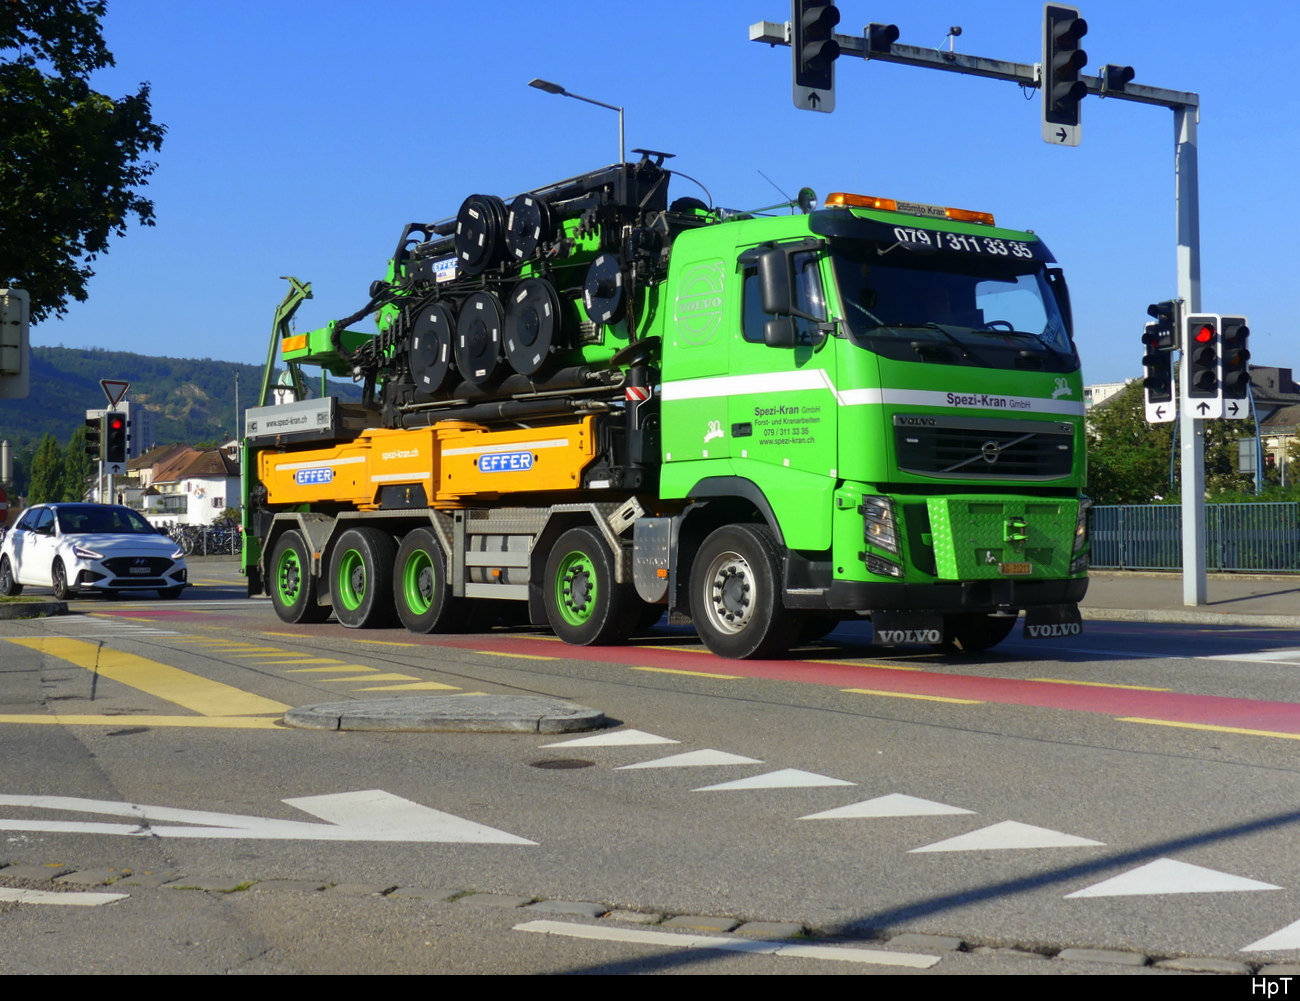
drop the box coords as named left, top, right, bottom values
left=829, top=246, right=1078, bottom=372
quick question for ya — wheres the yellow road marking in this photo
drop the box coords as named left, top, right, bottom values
left=1118, top=717, right=1300, bottom=741
left=89, top=614, right=156, bottom=623
left=805, top=659, right=923, bottom=672
left=0, top=714, right=282, bottom=730
left=1030, top=678, right=1171, bottom=692
left=631, top=666, right=742, bottom=680
left=323, top=673, right=420, bottom=683
left=471, top=650, right=560, bottom=662
left=355, top=682, right=461, bottom=691
left=246, top=658, right=341, bottom=665
left=354, top=640, right=418, bottom=647
left=286, top=666, right=378, bottom=673
left=218, top=647, right=292, bottom=654
left=6, top=638, right=290, bottom=717
left=842, top=687, right=983, bottom=705
left=262, top=632, right=308, bottom=638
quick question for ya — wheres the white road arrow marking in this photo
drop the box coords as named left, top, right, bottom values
left=693, top=768, right=855, bottom=791
left=616, top=749, right=761, bottom=770
left=801, top=793, right=975, bottom=820
left=0, top=790, right=534, bottom=844
left=541, top=728, right=679, bottom=748
left=1065, top=858, right=1280, bottom=898
left=910, top=820, right=1103, bottom=853
left=1243, top=917, right=1300, bottom=952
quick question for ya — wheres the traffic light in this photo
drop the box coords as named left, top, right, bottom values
left=1141, top=301, right=1178, bottom=423
left=1219, top=315, right=1251, bottom=400
left=793, top=1, right=840, bottom=111
left=1184, top=314, right=1220, bottom=400
left=104, top=411, right=128, bottom=465
left=1146, top=300, right=1178, bottom=351
left=1043, top=5, right=1088, bottom=144
left=866, top=22, right=899, bottom=56
left=84, top=414, right=103, bottom=460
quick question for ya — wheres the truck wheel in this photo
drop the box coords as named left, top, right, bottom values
left=931, top=613, right=1017, bottom=654
left=330, top=527, right=398, bottom=629
left=690, top=524, right=792, bottom=660
left=544, top=527, right=636, bottom=646
left=393, top=528, right=466, bottom=633
left=270, top=530, right=330, bottom=624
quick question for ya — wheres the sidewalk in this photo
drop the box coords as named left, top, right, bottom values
left=1083, top=570, right=1300, bottom=628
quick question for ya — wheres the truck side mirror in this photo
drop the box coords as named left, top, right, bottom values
left=764, top=317, right=798, bottom=348
left=758, top=249, right=792, bottom=316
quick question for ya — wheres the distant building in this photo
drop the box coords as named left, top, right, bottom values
left=1084, top=381, right=1133, bottom=410
left=121, top=441, right=241, bottom=526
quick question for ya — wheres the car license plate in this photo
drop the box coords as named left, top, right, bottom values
left=129, top=567, right=152, bottom=575
left=999, top=562, right=1032, bottom=576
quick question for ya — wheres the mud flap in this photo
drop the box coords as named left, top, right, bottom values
left=872, top=611, right=944, bottom=647
left=1023, top=603, right=1083, bottom=639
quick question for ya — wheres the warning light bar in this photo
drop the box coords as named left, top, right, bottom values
left=825, top=192, right=995, bottom=226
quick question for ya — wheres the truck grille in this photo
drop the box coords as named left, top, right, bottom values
left=894, top=415, right=1074, bottom=480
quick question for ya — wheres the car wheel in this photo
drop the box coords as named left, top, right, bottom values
left=0, top=555, right=21, bottom=597
left=329, top=527, right=398, bottom=629
left=690, top=524, right=793, bottom=660
left=52, top=559, right=77, bottom=601
left=269, top=529, right=330, bottom=624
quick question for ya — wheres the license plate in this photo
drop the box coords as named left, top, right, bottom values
left=129, top=567, right=152, bottom=575
left=999, top=562, right=1032, bottom=576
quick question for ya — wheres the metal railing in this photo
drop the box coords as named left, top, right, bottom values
left=1091, top=503, right=1300, bottom=572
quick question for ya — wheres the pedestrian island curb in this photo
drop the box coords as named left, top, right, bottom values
left=283, top=694, right=607, bottom=734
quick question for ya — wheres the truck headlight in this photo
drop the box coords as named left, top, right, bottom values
left=861, top=496, right=900, bottom=555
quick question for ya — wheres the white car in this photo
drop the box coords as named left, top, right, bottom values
left=0, top=503, right=189, bottom=600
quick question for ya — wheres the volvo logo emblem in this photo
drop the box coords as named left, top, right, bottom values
left=981, top=440, right=1002, bottom=463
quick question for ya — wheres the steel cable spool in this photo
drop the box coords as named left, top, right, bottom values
left=582, top=253, right=625, bottom=326
left=505, top=194, right=556, bottom=263
left=455, top=291, right=505, bottom=386
left=454, top=194, right=507, bottom=275
left=408, top=302, right=456, bottom=394
left=504, top=278, right=564, bottom=377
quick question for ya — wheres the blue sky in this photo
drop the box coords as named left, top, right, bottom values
left=37, top=0, right=1300, bottom=386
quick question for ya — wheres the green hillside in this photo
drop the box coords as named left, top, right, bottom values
left=0, top=346, right=360, bottom=494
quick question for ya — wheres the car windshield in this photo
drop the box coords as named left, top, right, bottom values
left=54, top=505, right=156, bottom=535
left=829, top=246, right=1077, bottom=370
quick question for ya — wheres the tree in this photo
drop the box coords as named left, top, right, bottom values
left=0, top=1, right=164, bottom=322
left=26, top=433, right=63, bottom=503
left=61, top=423, right=94, bottom=501
left=1086, top=380, right=1258, bottom=504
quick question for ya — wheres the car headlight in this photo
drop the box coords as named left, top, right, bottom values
left=72, top=544, right=103, bottom=560
left=170, top=547, right=184, bottom=560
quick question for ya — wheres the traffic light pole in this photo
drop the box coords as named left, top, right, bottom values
left=1174, top=105, right=1206, bottom=605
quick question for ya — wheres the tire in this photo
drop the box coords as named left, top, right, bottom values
left=329, top=527, right=398, bottom=629
left=269, top=529, right=330, bottom=624
left=0, top=556, right=21, bottom=597
left=543, top=526, right=637, bottom=646
left=158, top=587, right=184, bottom=600
left=52, top=559, right=77, bottom=601
left=931, top=613, right=1017, bottom=654
left=393, top=528, right=467, bottom=634
left=690, top=524, right=793, bottom=660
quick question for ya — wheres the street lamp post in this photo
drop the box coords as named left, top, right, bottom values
left=528, top=78, right=624, bottom=164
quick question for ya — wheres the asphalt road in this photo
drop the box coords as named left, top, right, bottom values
left=2, top=560, right=1298, bottom=975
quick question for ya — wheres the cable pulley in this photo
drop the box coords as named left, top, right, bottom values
left=582, top=253, right=625, bottom=326
left=504, top=278, right=564, bottom=377
left=407, top=302, right=456, bottom=394
left=505, top=194, right=556, bottom=262
left=454, top=194, right=507, bottom=275
left=455, top=291, right=505, bottom=386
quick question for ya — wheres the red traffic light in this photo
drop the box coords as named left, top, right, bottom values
left=108, top=416, right=125, bottom=431
left=1194, top=324, right=1215, bottom=344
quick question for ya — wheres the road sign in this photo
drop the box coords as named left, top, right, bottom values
left=100, top=379, right=130, bottom=407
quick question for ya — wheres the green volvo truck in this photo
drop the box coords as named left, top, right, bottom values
left=242, top=152, right=1089, bottom=658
